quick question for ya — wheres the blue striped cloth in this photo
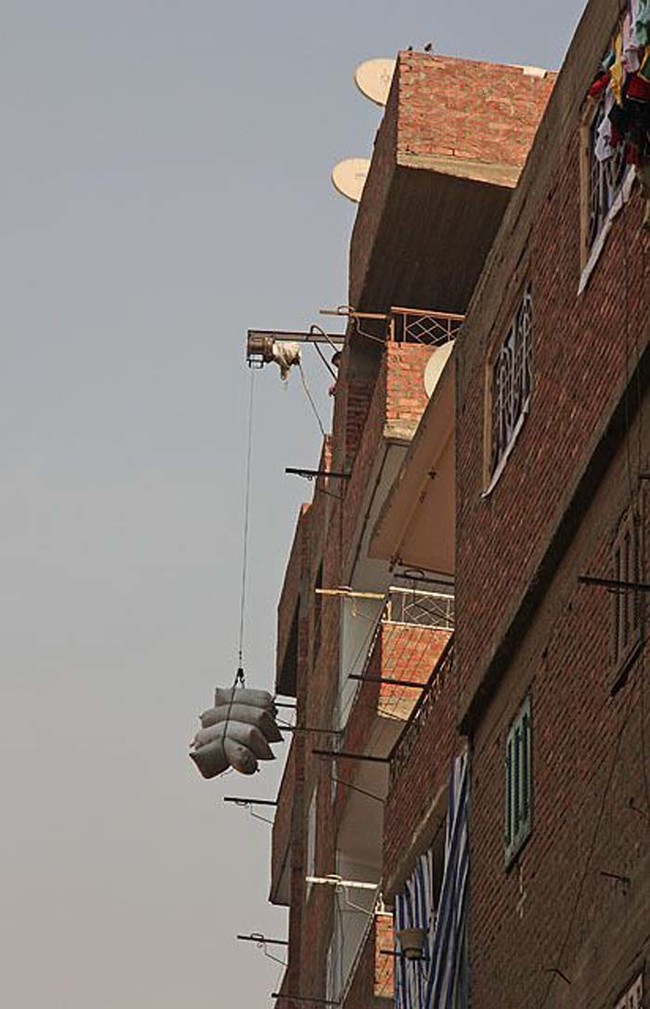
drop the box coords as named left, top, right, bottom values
left=395, top=752, right=469, bottom=1009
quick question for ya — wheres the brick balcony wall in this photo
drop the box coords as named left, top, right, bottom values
left=350, top=51, right=556, bottom=309
left=334, top=622, right=450, bottom=822
left=397, top=52, right=555, bottom=169
left=383, top=638, right=459, bottom=896
left=342, top=343, right=431, bottom=567
left=342, top=915, right=394, bottom=1009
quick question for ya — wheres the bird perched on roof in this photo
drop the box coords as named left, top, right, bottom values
left=424, top=41, right=435, bottom=53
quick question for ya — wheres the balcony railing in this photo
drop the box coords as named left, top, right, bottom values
left=321, top=306, right=464, bottom=347
left=389, top=635, right=456, bottom=784
left=386, top=587, right=454, bottom=631
left=390, top=307, right=463, bottom=346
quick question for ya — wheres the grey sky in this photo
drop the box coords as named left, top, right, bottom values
left=2, top=2, right=585, bottom=1006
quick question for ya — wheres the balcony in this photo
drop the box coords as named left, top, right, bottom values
left=349, top=51, right=555, bottom=315
left=323, top=305, right=463, bottom=348
left=339, top=587, right=454, bottom=736
left=383, top=637, right=458, bottom=898
left=390, top=635, right=455, bottom=783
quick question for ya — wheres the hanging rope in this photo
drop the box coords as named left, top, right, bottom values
left=237, top=367, right=256, bottom=685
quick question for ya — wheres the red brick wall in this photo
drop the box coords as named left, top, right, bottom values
left=468, top=412, right=650, bottom=1009
left=455, top=90, right=650, bottom=724
left=349, top=51, right=555, bottom=311
left=342, top=916, right=394, bottom=1009
left=397, top=52, right=555, bottom=168
left=342, top=343, right=431, bottom=561
left=379, top=623, right=450, bottom=721
left=453, top=0, right=650, bottom=1005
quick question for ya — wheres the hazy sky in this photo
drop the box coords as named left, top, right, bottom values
left=3, top=2, right=586, bottom=1006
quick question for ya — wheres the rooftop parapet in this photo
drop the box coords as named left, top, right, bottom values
left=349, top=51, right=556, bottom=316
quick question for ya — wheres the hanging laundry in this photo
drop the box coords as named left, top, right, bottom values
left=271, top=341, right=301, bottom=381
left=636, top=0, right=650, bottom=47
left=190, top=686, right=283, bottom=778
left=595, top=91, right=616, bottom=162
left=640, top=45, right=650, bottom=81
left=589, top=70, right=611, bottom=99
left=611, top=29, right=626, bottom=104
left=624, top=10, right=642, bottom=73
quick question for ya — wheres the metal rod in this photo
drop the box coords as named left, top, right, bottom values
left=275, top=702, right=297, bottom=708
left=315, top=588, right=385, bottom=600
left=278, top=725, right=341, bottom=735
left=390, top=305, right=465, bottom=322
left=599, top=871, right=631, bottom=883
left=306, top=875, right=378, bottom=890
left=223, top=797, right=278, bottom=807
left=313, top=749, right=391, bottom=763
left=320, top=307, right=388, bottom=321
left=348, top=674, right=427, bottom=688
left=237, top=933, right=289, bottom=946
left=285, top=467, right=350, bottom=480
left=379, top=949, right=428, bottom=959
left=271, top=995, right=340, bottom=1006
left=578, top=575, right=650, bottom=592
left=247, top=328, right=344, bottom=345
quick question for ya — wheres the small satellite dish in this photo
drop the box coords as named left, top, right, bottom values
left=424, top=342, right=454, bottom=398
left=331, top=158, right=371, bottom=203
left=354, top=59, right=396, bottom=107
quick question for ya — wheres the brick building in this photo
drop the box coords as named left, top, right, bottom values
left=454, top=0, right=650, bottom=1005
left=266, top=49, right=554, bottom=1009
left=369, top=0, right=650, bottom=1007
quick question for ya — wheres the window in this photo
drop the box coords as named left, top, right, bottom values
left=612, top=508, right=642, bottom=678
left=585, top=95, right=627, bottom=257
left=504, top=696, right=532, bottom=866
left=579, top=8, right=636, bottom=290
left=488, top=284, right=532, bottom=484
left=615, top=972, right=643, bottom=1009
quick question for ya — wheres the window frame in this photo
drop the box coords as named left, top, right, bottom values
left=615, top=971, right=643, bottom=1009
left=483, top=282, right=533, bottom=494
left=504, top=695, right=532, bottom=868
left=578, top=24, right=635, bottom=294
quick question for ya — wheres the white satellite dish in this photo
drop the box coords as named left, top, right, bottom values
left=331, top=158, right=371, bottom=203
left=354, top=59, right=396, bottom=107
left=424, top=342, right=454, bottom=398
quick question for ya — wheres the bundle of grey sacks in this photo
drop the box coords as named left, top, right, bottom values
left=190, top=687, right=283, bottom=777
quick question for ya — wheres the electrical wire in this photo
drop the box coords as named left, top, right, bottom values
left=331, top=776, right=385, bottom=804
left=238, top=368, right=256, bottom=676
left=298, top=362, right=327, bottom=438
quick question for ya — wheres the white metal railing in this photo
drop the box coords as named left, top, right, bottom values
left=385, top=586, right=455, bottom=631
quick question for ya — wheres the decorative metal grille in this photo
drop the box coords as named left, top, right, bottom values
left=391, top=308, right=464, bottom=346
left=386, top=587, right=455, bottom=630
left=490, top=284, right=532, bottom=477
left=587, top=99, right=627, bottom=253
left=615, top=972, right=643, bottom=1009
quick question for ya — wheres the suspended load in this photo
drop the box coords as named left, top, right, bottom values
left=190, top=687, right=283, bottom=778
